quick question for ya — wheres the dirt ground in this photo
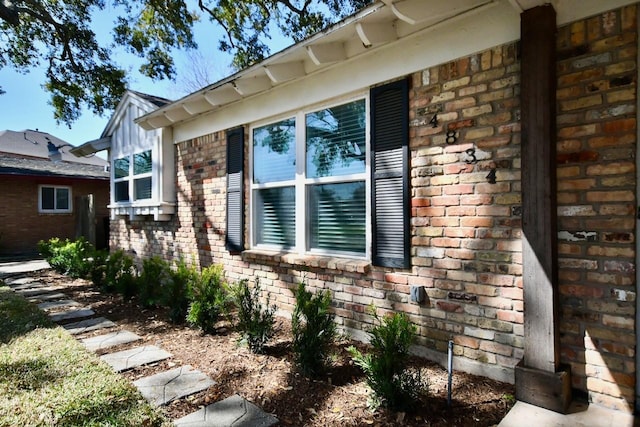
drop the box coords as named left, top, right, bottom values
left=26, top=270, right=515, bottom=426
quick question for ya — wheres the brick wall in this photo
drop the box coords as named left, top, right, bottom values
left=0, top=176, right=109, bottom=255
left=556, top=6, right=637, bottom=411
left=110, top=4, right=637, bottom=412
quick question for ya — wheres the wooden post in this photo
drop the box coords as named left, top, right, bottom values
left=517, top=4, right=572, bottom=413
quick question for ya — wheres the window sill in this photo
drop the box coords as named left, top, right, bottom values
left=242, top=249, right=371, bottom=274
left=108, top=201, right=176, bottom=221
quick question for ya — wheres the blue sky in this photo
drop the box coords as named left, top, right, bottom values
left=0, top=4, right=290, bottom=148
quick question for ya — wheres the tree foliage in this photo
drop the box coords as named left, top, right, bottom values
left=0, top=0, right=372, bottom=125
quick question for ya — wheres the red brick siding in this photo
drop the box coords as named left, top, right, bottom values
left=556, top=5, right=637, bottom=411
left=0, top=176, right=109, bottom=255
left=109, top=4, right=638, bottom=412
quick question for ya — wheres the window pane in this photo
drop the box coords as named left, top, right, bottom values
left=114, top=157, right=129, bottom=178
left=255, top=187, right=295, bottom=247
left=55, top=188, right=69, bottom=210
left=253, top=118, right=296, bottom=183
left=306, top=99, right=366, bottom=178
left=134, top=151, right=152, bottom=175
left=308, top=182, right=365, bottom=254
left=115, top=181, right=129, bottom=202
left=135, top=177, right=152, bottom=200
left=41, top=187, right=55, bottom=210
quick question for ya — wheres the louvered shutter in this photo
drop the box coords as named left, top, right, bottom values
left=371, top=79, right=410, bottom=268
left=226, top=127, right=244, bottom=253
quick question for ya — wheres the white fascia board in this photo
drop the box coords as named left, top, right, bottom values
left=173, top=0, right=517, bottom=143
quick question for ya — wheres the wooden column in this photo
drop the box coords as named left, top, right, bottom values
left=516, top=4, right=571, bottom=413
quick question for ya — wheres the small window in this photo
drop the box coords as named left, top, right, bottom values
left=112, top=150, right=152, bottom=202
left=39, top=185, right=72, bottom=213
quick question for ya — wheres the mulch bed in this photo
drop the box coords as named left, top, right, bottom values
left=25, top=270, right=515, bottom=426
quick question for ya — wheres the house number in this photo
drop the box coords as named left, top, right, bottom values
left=465, top=148, right=478, bottom=164
left=429, top=113, right=439, bottom=128
left=446, top=130, right=458, bottom=144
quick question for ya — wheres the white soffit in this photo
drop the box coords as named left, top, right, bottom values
left=233, top=75, right=273, bottom=95
left=356, top=22, right=397, bottom=46
left=307, top=42, right=348, bottom=65
left=204, top=85, right=242, bottom=105
left=138, top=0, right=637, bottom=131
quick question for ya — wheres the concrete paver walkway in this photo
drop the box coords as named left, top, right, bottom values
left=26, top=292, right=67, bottom=302
left=1, top=259, right=281, bottom=426
left=174, top=394, right=279, bottom=427
left=81, top=330, right=142, bottom=352
left=133, top=365, right=216, bottom=407
left=49, top=308, right=95, bottom=322
left=63, top=317, right=116, bottom=335
left=37, top=299, right=81, bottom=311
left=101, top=345, right=172, bottom=372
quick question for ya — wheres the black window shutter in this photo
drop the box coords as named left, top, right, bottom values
left=226, top=127, right=244, bottom=253
left=371, top=79, right=410, bottom=268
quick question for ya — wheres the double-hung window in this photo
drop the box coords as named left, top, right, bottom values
left=251, top=96, right=368, bottom=257
left=113, top=150, right=153, bottom=203
left=39, top=185, right=72, bottom=213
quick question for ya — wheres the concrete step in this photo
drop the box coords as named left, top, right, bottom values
left=49, top=308, right=95, bottom=322
left=64, top=317, right=116, bottom=335
left=174, top=394, right=278, bottom=427
left=81, top=330, right=142, bottom=352
left=133, top=365, right=215, bottom=407
left=101, top=345, right=172, bottom=372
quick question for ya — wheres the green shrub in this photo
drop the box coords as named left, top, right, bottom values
left=89, top=249, right=109, bottom=289
left=186, top=264, right=229, bottom=333
left=103, top=250, right=137, bottom=298
left=348, top=311, right=425, bottom=410
left=291, top=281, right=336, bottom=377
left=230, top=279, right=276, bottom=353
left=38, top=237, right=95, bottom=279
left=162, top=259, right=195, bottom=324
left=138, top=256, right=172, bottom=308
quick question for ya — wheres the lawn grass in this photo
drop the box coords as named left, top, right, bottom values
left=0, top=285, right=171, bottom=427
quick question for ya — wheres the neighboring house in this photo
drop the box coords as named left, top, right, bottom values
left=0, top=129, right=109, bottom=255
left=76, top=0, right=640, bottom=416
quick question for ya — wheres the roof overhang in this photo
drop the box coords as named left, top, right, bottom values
left=137, top=0, right=638, bottom=131
left=69, top=136, right=111, bottom=157
left=137, top=0, right=499, bottom=130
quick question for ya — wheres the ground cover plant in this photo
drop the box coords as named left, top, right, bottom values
left=0, top=285, right=169, bottom=427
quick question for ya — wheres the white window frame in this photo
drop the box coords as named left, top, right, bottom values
left=249, top=92, right=371, bottom=260
left=112, top=149, right=153, bottom=204
left=38, top=185, right=72, bottom=214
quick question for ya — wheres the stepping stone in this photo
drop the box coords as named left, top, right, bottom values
left=6, top=277, right=39, bottom=286
left=174, top=394, right=279, bottom=427
left=37, top=299, right=81, bottom=311
left=15, top=286, right=64, bottom=297
left=11, top=282, right=49, bottom=291
left=81, top=330, right=142, bottom=352
left=27, top=292, right=67, bottom=302
left=133, top=365, right=215, bottom=407
left=64, top=317, right=116, bottom=335
left=101, top=345, right=172, bottom=372
left=49, top=308, right=95, bottom=322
